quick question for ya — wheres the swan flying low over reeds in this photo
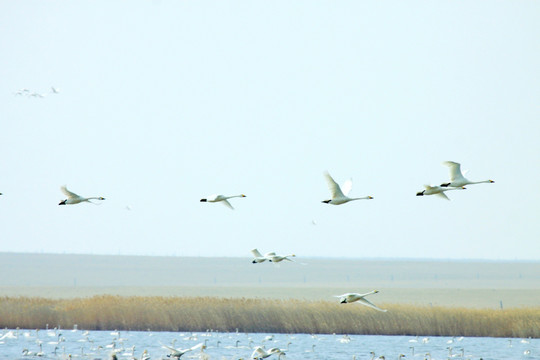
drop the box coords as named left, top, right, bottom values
left=440, top=161, right=494, bottom=187
left=59, top=186, right=105, bottom=205
left=322, top=171, right=373, bottom=205
left=200, top=194, right=246, bottom=210
left=335, top=290, right=387, bottom=312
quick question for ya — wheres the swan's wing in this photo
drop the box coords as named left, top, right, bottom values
left=443, top=161, right=465, bottom=182
left=356, top=298, right=387, bottom=312
left=221, top=199, right=234, bottom=210
left=341, top=179, right=353, bottom=196
left=265, top=252, right=276, bottom=256
left=162, top=345, right=180, bottom=354
left=61, top=185, right=80, bottom=199
left=324, top=172, right=345, bottom=198
left=251, top=346, right=266, bottom=358
left=186, top=343, right=203, bottom=352
left=435, top=191, right=450, bottom=200
left=251, top=249, right=263, bottom=258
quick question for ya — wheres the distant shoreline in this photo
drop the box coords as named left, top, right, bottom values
left=1, top=296, right=539, bottom=338
left=2, top=252, right=540, bottom=308
left=3, top=251, right=539, bottom=262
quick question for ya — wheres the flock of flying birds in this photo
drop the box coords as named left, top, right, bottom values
left=13, top=86, right=60, bottom=98
left=1, top=161, right=494, bottom=318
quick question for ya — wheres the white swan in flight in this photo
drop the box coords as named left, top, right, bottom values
left=416, top=185, right=465, bottom=200
left=251, top=346, right=285, bottom=359
left=440, top=161, right=494, bottom=187
left=162, top=342, right=203, bottom=358
left=322, top=171, right=373, bottom=205
left=200, top=194, right=246, bottom=210
left=335, top=290, right=387, bottom=312
left=251, top=249, right=304, bottom=264
left=58, top=185, right=105, bottom=205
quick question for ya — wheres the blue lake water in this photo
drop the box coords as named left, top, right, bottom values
left=0, top=328, right=538, bottom=360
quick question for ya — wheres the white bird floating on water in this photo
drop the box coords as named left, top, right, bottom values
left=200, top=194, right=246, bottom=210
left=335, top=290, right=387, bottom=312
left=162, top=342, right=203, bottom=358
left=251, top=346, right=285, bottom=359
left=251, top=249, right=305, bottom=264
left=322, top=171, right=373, bottom=205
left=58, top=185, right=105, bottom=205
left=416, top=185, right=465, bottom=200
left=440, top=161, right=494, bottom=188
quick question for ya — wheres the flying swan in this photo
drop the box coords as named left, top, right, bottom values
left=416, top=185, right=465, bottom=200
left=162, top=342, right=204, bottom=358
left=335, top=290, right=387, bottom=312
left=251, top=249, right=304, bottom=264
left=440, top=161, right=494, bottom=187
left=322, top=171, right=373, bottom=205
left=58, top=186, right=105, bottom=205
left=200, top=194, right=246, bottom=210
left=251, top=346, right=285, bottom=359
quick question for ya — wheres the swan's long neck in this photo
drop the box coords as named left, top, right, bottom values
left=226, top=194, right=245, bottom=199
left=351, top=196, right=371, bottom=200
left=471, top=179, right=494, bottom=184
left=363, top=290, right=378, bottom=297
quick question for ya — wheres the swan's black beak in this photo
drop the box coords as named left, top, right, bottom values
left=416, top=191, right=424, bottom=196
left=200, top=199, right=207, bottom=202
left=440, top=183, right=450, bottom=187
left=59, top=200, right=67, bottom=205
left=252, top=260, right=257, bottom=264
left=490, top=180, right=495, bottom=183
left=340, top=299, right=347, bottom=304
left=322, top=200, right=331, bottom=204
left=99, top=197, right=106, bottom=200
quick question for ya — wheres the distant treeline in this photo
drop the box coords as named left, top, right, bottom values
left=1, top=296, right=539, bottom=338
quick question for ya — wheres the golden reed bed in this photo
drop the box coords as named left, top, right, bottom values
left=1, top=296, right=538, bottom=338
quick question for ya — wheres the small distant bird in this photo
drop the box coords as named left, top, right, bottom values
left=440, top=161, right=494, bottom=187
left=50, top=87, right=60, bottom=94
left=322, top=171, right=373, bottom=205
left=162, top=342, right=203, bottom=358
left=200, top=194, right=246, bottom=210
left=30, top=92, right=45, bottom=98
left=58, top=185, right=105, bottom=205
left=416, top=185, right=465, bottom=200
left=14, top=88, right=30, bottom=96
left=334, top=290, right=387, bottom=312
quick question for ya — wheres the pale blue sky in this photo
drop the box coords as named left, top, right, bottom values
left=1, top=1, right=539, bottom=259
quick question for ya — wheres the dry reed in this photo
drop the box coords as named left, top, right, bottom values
left=1, top=296, right=538, bottom=338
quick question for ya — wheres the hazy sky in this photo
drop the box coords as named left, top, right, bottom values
left=1, top=1, right=539, bottom=260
